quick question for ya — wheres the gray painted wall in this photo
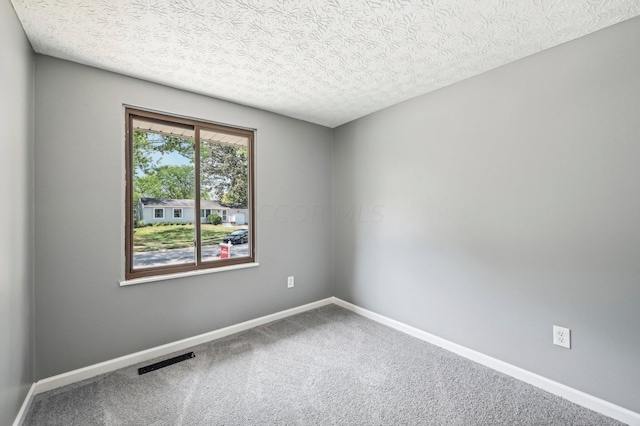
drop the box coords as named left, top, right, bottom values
left=0, top=0, right=35, bottom=424
left=34, top=56, right=333, bottom=378
left=333, top=17, right=640, bottom=413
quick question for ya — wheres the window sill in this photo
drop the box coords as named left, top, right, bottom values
left=119, top=262, right=259, bottom=287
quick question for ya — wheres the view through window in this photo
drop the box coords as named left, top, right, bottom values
left=125, top=108, right=255, bottom=280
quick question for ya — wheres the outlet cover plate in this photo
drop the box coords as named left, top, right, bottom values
left=553, top=325, right=571, bottom=349
left=287, top=276, right=294, bottom=288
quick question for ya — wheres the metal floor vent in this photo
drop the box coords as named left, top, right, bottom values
left=138, top=352, right=195, bottom=375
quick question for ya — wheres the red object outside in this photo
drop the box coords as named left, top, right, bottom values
left=220, top=244, right=230, bottom=259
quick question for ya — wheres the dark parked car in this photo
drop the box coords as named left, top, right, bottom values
left=223, top=229, right=248, bottom=244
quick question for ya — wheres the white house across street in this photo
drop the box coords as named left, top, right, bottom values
left=137, top=198, right=248, bottom=225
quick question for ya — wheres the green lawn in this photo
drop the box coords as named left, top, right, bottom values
left=134, top=224, right=242, bottom=252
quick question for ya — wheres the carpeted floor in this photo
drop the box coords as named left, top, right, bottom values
left=23, top=305, right=624, bottom=425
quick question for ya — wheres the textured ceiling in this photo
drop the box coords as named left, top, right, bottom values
left=11, top=0, right=640, bottom=128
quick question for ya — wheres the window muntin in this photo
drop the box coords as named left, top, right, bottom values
left=125, top=108, right=255, bottom=280
left=154, top=208, right=164, bottom=218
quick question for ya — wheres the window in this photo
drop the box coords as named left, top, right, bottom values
left=125, top=108, right=255, bottom=280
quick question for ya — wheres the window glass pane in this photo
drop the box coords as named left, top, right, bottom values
left=199, top=128, right=250, bottom=262
left=126, top=109, right=255, bottom=280
left=132, top=118, right=195, bottom=270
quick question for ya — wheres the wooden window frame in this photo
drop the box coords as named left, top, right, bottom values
left=125, top=107, right=255, bottom=280
left=173, top=208, right=183, bottom=219
left=154, top=208, right=164, bottom=219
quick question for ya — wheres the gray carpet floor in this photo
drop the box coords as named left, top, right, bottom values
left=23, top=305, right=624, bottom=425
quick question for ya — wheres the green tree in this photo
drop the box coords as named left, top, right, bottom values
left=150, top=135, right=194, bottom=160
left=133, top=131, right=155, bottom=174
left=133, top=132, right=194, bottom=174
left=135, top=165, right=195, bottom=199
left=200, top=143, right=248, bottom=206
left=133, top=130, right=247, bottom=205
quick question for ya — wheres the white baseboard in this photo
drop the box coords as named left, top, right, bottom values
left=332, top=297, right=640, bottom=426
left=19, top=296, right=639, bottom=426
left=32, top=297, right=334, bottom=395
left=12, top=382, right=36, bottom=426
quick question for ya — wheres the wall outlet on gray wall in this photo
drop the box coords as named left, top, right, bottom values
left=553, top=326, right=571, bottom=349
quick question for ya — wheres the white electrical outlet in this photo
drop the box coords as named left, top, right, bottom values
left=553, top=325, right=571, bottom=349
left=287, top=276, right=294, bottom=288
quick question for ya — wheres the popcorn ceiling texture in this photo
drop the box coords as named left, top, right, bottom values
left=11, top=0, right=640, bottom=127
